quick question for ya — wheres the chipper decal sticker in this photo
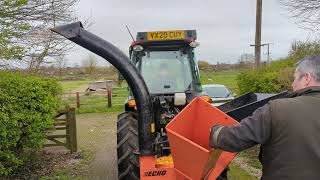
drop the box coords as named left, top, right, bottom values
left=144, top=170, right=167, bottom=177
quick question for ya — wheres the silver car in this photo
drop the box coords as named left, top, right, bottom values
left=202, top=84, right=235, bottom=106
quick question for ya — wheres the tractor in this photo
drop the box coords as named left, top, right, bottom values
left=117, top=29, right=220, bottom=179
left=51, top=22, right=288, bottom=180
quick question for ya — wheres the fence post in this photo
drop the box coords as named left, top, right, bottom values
left=65, top=106, right=70, bottom=150
left=68, top=107, right=77, bottom=153
left=107, top=89, right=112, bottom=108
left=106, top=81, right=112, bottom=108
left=76, top=92, right=80, bottom=108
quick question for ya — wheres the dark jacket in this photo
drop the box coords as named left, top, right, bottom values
left=210, top=86, right=320, bottom=180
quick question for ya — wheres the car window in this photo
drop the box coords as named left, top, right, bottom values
left=203, top=86, right=231, bottom=98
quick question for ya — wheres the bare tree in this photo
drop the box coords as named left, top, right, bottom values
left=239, top=53, right=255, bottom=63
left=280, top=0, right=320, bottom=31
left=0, top=0, right=91, bottom=70
left=55, top=55, right=68, bottom=79
left=22, top=0, right=80, bottom=71
left=82, top=55, right=98, bottom=75
left=198, top=60, right=211, bottom=71
left=238, top=53, right=255, bottom=69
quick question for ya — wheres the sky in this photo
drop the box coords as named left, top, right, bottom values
left=66, top=0, right=313, bottom=66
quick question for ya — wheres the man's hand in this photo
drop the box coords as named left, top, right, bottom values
left=208, top=104, right=272, bottom=152
left=209, top=124, right=224, bottom=148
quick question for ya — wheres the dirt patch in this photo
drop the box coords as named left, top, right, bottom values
left=76, top=113, right=118, bottom=179
left=4, top=150, right=83, bottom=180
left=73, top=84, right=90, bottom=93
left=18, top=113, right=119, bottom=179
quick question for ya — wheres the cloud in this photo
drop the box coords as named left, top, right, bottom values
left=66, top=0, right=310, bottom=66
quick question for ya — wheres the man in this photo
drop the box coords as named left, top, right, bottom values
left=210, top=55, right=320, bottom=180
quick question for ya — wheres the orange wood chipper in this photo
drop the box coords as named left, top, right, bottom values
left=51, top=22, right=287, bottom=180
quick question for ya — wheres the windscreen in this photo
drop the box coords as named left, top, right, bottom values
left=203, top=86, right=231, bottom=98
left=136, top=50, right=193, bottom=94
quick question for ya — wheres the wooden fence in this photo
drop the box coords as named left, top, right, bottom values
left=61, top=87, right=128, bottom=109
left=45, top=107, right=77, bottom=153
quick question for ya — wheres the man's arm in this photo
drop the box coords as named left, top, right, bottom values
left=209, top=104, right=272, bottom=152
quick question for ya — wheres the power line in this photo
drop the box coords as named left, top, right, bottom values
left=251, top=43, right=272, bottom=65
left=262, top=43, right=272, bottom=65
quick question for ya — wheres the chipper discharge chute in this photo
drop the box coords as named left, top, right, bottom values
left=51, top=22, right=286, bottom=180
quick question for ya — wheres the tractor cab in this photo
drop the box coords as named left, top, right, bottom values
left=129, top=30, right=202, bottom=97
left=124, top=29, right=209, bottom=159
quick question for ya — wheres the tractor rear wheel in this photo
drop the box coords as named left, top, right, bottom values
left=117, top=112, right=140, bottom=180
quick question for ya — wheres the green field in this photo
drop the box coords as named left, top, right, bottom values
left=60, top=80, right=91, bottom=93
left=61, top=87, right=128, bottom=114
left=59, top=70, right=242, bottom=114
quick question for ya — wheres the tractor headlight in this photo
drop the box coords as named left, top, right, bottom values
left=133, top=45, right=144, bottom=52
left=189, top=41, right=200, bottom=48
left=174, top=93, right=186, bottom=106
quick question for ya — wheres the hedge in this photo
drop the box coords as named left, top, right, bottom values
left=237, top=41, right=320, bottom=95
left=237, top=59, right=296, bottom=94
left=0, top=71, right=61, bottom=175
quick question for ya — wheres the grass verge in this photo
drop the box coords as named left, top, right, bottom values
left=228, top=162, right=259, bottom=180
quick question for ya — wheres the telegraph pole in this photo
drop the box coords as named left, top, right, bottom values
left=254, top=0, right=263, bottom=68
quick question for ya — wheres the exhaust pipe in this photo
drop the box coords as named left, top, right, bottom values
left=51, top=22, right=154, bottom=155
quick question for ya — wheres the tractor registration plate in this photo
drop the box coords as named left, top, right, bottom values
left=147, top=30, right=185, bottom=41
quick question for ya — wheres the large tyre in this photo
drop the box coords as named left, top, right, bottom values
left=217, top=169, right=228, bottom=180
left=117, top=112, right=140, bottom=180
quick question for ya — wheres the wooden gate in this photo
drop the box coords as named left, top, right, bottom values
left=45, top=107, right=77, bottom=153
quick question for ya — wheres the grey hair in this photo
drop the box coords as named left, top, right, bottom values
left=296, top=55, right=320, bottom=82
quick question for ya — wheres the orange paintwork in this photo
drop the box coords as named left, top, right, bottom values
left=140, top=156, right=189, bottom=180
left=140, top=97, right=239, bottom=180
left=166, top=97, right=239, bottom=179
left=128, top=99, right=136, bottom=107
left=140, top=156, right=176, bottom=180
left=200, top=95, right=212, bottom=103
left=155, top=155, right=173, bottom=167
